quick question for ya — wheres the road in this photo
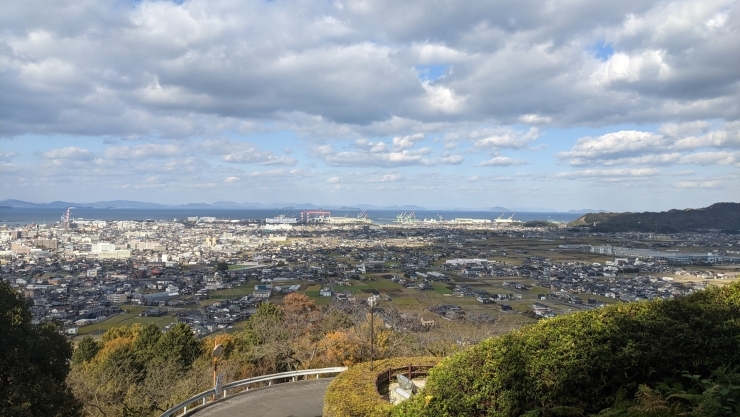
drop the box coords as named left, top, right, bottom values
left=188, top=379, right=332, bottom=417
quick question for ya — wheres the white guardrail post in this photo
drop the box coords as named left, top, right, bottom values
left=159, top=367, right=347, bottom=417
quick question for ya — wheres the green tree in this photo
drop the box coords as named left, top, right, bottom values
left=133, top=323, right=162, bottom=362
left=0, top=281, right=81, bottom=417
left=320, top=309, right=354, bottom=335
left=153, top=323, right=202, bottom=372
left=240, top=302, right=285, bottom=346
left=71, top=336, right=101, bottom=365
left=215, top=262, right=229, bottom=272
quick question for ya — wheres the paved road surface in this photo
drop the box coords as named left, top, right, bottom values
left=189, top=379, right=332, bottom=417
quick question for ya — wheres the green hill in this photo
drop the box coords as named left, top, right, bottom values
left=567, top=202, right=740, bottom=233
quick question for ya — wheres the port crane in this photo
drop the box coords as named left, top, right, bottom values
left=62, top=207, right=75, bottom=223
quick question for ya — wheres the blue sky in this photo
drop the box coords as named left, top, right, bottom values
left=1, top=0, right=738, bottom=211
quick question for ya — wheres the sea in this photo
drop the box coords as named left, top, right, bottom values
left=0, top=207, right=581, bottom=226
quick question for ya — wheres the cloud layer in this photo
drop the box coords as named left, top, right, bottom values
left=0, top=0, right=738, bottom=210
left=2, top=0, right=739, bottom=139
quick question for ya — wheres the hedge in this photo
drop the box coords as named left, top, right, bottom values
left=392, top=282, right=740, bottom=417
left=323, top=356, right=441, bottom=417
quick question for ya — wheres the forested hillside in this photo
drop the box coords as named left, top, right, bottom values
left=568, top=202, right=740, bottom=233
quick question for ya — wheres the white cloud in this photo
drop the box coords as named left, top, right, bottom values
left=427, top=154, right=464, bottom=165
left=248, top=169, right=301, bottom=178
left=222, top=152, right=297, bottom=166
left=680, top=151, right=740, bottom=166
left=560, top=131, right=666, bottom=160
left=41, top=146, right=94, bottom=161
left=673, top=180, right=722, bottom=189
left=573, top=152, right=683, bottom=167
left=674, top=122, right=740, bottom=149
left=327, top=176, right=341, bottom=183
left=314, top=140, right=464, bottom=167
left=474, top=128, right=540, bottom=149
left=518, top=114, right=552, bottom=124
left=94, top=139, right=298, bottom=166
left=554, top=168, right=661, bottom=179
left=324, top=150, right=427, bottom=167
left=705, top=12, right=728, bottom=30
left=561, top=122, right=740, bottom=166
left=659, top=121, right=710, bottom=139
left=592, top=50, right=671, bottom=86
left=104, top=144, right=183, bottom=160
left=225, top=176, right=240, bottom=183
left=479, top=156, right=529, bottom=167
left=392, top=133, right=425, bottom=151
left=368, top=173, right=403, bottom=182
left=0, top=151, right=19, bottom=162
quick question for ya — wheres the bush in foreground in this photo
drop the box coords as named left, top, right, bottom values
left=323, top=356, right=441, bottom=417
left=393, top=282, right=740, bottom=417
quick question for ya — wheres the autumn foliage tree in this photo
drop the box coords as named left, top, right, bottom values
left=68, top=323, right=204, bottom=417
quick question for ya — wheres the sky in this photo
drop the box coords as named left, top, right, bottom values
left=1, top=0, right=739, bottom=211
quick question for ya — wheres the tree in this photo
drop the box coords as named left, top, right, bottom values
left=319, top=309, right=354, bottom=335
left=0, top=280, right=81, bottom=417
left=133, top=323, right=162, bottom=362
left=67, top=322, right=207, bottom=417
left=71, top=336, right=101, bottom=365
left=215, top=262, right=229, bottom=272
left=153, top=323, right=202, bottom=372
left=282, top=293, right=316, bottom=318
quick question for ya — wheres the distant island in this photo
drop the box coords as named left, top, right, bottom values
left=567, top=208, right=609, bottom=213
left=568, top=202, right=740, bottom=233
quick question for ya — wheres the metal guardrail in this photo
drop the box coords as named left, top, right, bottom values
left=375, top=364, right=435, bottom=393
left=159, top=367, right=347, bottom=417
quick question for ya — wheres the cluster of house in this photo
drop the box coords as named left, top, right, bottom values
left=2, top=219, right=738, bottom=335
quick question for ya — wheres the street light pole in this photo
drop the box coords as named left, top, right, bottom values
left=370, top=304, right=374, bottom=371
left=369, top=296, right=376, bottom=371
left=212, top=343, right=223, bottom=401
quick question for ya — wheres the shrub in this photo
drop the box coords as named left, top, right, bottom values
left=597, top=367, right=740, bottom=416
left=323, top=356, right=441, bottom=417
left=393, top=282, right=740, bottom=417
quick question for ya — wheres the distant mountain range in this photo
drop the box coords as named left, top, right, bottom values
left=8, top=199, right=691, bottom=215
left=0, top=199, right=428, bottom=211
left=568, top=202, right=740, bottom=232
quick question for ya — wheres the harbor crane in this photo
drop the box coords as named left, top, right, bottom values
left=62, top=207, right=75, bottom=223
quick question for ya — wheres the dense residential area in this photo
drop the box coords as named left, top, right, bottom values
left=1, top=218, right=739, bottom=338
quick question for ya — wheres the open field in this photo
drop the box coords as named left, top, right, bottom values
left=432, top=283, right=453, bottom=294
left=228, top=264, right=260, bottom=270
left=208, top=286, right=254, bottom=299
left=393, top=297, right=420, bottom=306
left=77, top=309, right=177, bottom=337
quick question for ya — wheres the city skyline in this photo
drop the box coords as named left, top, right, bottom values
left=1, top=0, right=739, bottom=211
